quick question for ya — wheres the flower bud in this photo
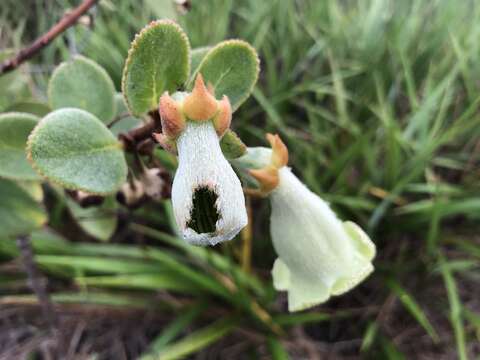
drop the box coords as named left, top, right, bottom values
left=266, top=133, right=288, bottom=169
left=212, top=95, right=232, bottom=137
left=159, top=92, right=185, bottom=138
left=182, top=74, right=218, bottom=121
left=156, top=74, right=234, bottom=153
left=246, top=133, right=287, bottom=195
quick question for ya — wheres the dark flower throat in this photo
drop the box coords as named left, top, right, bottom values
left=187, top=186, right=220, bottom=234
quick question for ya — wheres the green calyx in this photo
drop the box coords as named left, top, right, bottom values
left=220, top=130, right=247, bottom=159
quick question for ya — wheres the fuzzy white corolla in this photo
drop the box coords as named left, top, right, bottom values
left=172, top=121, right=247, bottom=245
left=238, top=135, right=376, bottom=311
left=270, top=167, right=375, bottom=311
left=155, top=74, right=247, bottom=246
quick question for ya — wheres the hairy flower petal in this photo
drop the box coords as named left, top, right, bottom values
left=171, top=121, right=247, bottom=245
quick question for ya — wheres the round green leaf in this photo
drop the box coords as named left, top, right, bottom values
left=190, top=46, right=211, bottom=78
left=0, top=112, right=40, bottom=181
left=0, top=178, right=46, bottom=237
left=122, top=20, right=191, bottom=116
left=192, top=40, right=260, bottom=111
left=48, top=55, right=116, bottom=122
left=27, top=108, right=127, bottom=195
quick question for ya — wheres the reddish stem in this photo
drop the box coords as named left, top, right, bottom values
left=0, top=0, right=99, bottom=75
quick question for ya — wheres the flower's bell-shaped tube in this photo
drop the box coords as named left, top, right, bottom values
left=239, top=135, right=376, bottom=311
left=155, top=74, right=246, bottom=246
left=172, top=121, right=247, bottom=245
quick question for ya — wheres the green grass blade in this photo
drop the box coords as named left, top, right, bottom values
left=0, top=292, right=156, bottom=309
left=144, top=317, right=238, bottom=360
left=360, top=322, right=378, bottom=353
left=380, top=336, right=406, bottom=360
left=267, top=336, right=290, bottom=360
left=147, top=248, right=232, bottom=300
left=131, top=223, right=266, bottom=297
left=438, top=254, right=468, bottom=360
left=141, top=303, right=206, bottom=359
left=386, top=278, right=439, bottom=343
left=75, top=273, right=200, bottom=293
left=34, top=255, right=161, bottom=275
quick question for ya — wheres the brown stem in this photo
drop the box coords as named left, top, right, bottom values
left=16, top=235, right=58, bottom=333
left=119, top=110, right=162, bottom=152
left=107, top=112, right=131, bottom=128
left=0, top=0, right=99, bottom=75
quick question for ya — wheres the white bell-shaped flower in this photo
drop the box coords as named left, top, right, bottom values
left=240, top=135, right=376, bottom=311
left=171, top=121, right=247, bottom=246
left=270, top=166, right=375, bottom=311
left=155, top=74, right=247, bottom=246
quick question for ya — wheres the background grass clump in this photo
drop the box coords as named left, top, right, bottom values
left=1, top=0, right=480, bottom=358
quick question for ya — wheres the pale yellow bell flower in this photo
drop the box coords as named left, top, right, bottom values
left=237, top=135, right=376, bottom=311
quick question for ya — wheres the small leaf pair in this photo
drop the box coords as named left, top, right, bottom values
left=122, top=19, right=260, bottom=117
